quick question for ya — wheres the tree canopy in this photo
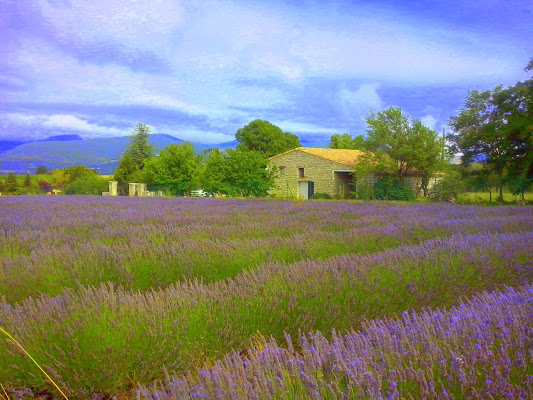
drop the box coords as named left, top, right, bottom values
left=364, top=107, right=446, bottom=188
left=127, top=123, right=155, bottom=170
left=235, top=120, right=300, bottom=158
left=114, top=123, right=155, bottom=183
left=448, top=60, right=532, bottom=200
left=143, top=142, right=201, bottom=195
left=220, top=149, right=275, bottom=196
left=199, top=149, right=230, bottom=194
left=329, top=133, right=366, bottom=150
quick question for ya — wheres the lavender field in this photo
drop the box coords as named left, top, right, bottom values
left=0, top=196, right=532, bottom=399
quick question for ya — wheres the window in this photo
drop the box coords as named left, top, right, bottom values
left=279, top=166, right=286, bottom=176
left=298, top=167, right=305, bottom=178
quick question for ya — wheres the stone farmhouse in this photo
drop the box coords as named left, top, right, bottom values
left=268, top=147, right=364, bottom=199
left=268, top=147, right=433, bottom=199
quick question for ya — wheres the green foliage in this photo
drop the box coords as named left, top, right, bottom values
left=34, top=166, right=49, bottom=175
left=374, top=178, right=415, bottom=201
left=48, top=169, right=70, bottom=189
left=505, top=175, right=531, bottom=200
left=428, top=171, right=467, bottom=203
left=448, top=60, right=532, bottom=202
left=65, top=175, right=109, bottom=195
left=329, top=133, right=366, bottom=149
left=310, top=192, right=333, bottom=199
left=448, top=87, right=511, bottom=201
left=23, top=174, right=32, bottom=188
left=196, top=149, right=275, bottom=197
left=127, top=123, right=155, bottom=170
left=365, top=107, right=446, bottom=184
left=199, top=149, right=230, bottom=194
left=113, top=154, right=143, bottom=184
left=64, top=165, right=97, bottom=181
left=4, top=173, right=19, bottom=193
left=353, top=152, right=397, bottom=200
left=26, top=165, right=104, bottom=194
left=16, top=174, right=39, bottom=195
left=114, top=123, right=154, bottom=182
left=221, top=150, right=274, bottom=196
left=235, top=119, right=301, bottom=157
left=143, top=142, right=202, bottom=195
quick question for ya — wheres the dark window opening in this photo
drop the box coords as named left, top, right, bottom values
left=298, top=167, right=305, bottom=178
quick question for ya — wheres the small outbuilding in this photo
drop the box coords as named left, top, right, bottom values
left=268, top=147, right=364, bottom=199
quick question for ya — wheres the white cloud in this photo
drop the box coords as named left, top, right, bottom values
left=157, top=126, right=234, bottom=145
left=37, top=0, right=184, bottom=51
left=275, top=121, right=341, bottom=137
left=11, top=38, right=207, bottom=116
left=420, top=114, right=438, bottom=130
left=251, top=52, right=304, bottom=81
left=338, top=83, right=383, bottom=117
left=43, top=114, right=127, bottom=136
left=5, top=112, right=128, bottom=138
left=3, top=0, right=529, bottom=144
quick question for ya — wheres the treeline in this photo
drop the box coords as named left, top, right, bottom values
left=327, top=58, right=532, bottom=202
left=112, top=120, right=300, bottom=197
left=0, top=165, right=109, bottom=195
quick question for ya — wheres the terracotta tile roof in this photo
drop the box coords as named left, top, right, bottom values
left=269, top=147, right=364, bottom=168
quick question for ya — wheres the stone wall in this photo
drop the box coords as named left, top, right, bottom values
left=109, top=181, right=118, bottom=196
left=128, top=183, right=148, bottom=197
left=269, top=151, right=354, bottom=198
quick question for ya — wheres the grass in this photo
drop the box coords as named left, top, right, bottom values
left=0, top=328, right=69, bottom=400
left=462, top=190, right=533, bottom=203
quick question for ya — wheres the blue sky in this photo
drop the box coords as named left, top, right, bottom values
left=1, top=0, right=531, bottom=145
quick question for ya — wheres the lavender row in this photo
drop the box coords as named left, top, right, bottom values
left=139, top=284, right=533, bottom=400
left=2, top=197, right=532, bottom=302
left=1, top=230, right=531, bottom=397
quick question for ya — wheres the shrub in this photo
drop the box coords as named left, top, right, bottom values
left=64, top=175, right=109, bottom=195
left=374, top=178, right=415, bottom=201
left=311, top=192, right=332, bottom=199
left=428, top=172, right=466, bottom=203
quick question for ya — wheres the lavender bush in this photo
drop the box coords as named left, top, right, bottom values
left=140, top=284, right=532, bottom=399
left=0, top=196, right=531, bottom=398
left=1, top=197, right=532, bottom=303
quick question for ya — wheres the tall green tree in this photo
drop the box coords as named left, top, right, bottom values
left=409, top=120, right=447, bottom=196
left=114, top=154, right=143, bottom=184
left=494, top=61, right=533, bottom=197
left=365, top=107, right=445, bottom=188
left=448, top=87, right=512, bottom=201
left=235, top=120, right=300, bottom=157
left=199, top=149, right=230, bottom=194
left=143, top=142, right=201, bottom=195
left=329, top=133, right=366, bottom=150
left=114, top=123, right=154, bottom=183
left=449, top=59, right=533, bottom=201
left=5, top=173, right=18, bottom=193
left=127, top=123, right=155, bottom=170
left=35, top=166, right=49, bottom=175
left=221, top=150, right=274, bottom=197
left=23, top=173, right=32, bottom=188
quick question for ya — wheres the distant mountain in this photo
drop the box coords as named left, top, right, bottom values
left=217, top=140, right=239, bottom=149
left=0, top=140, right=30, bottom=153
left=38, top=134, right=84, bottom=142
left=0, top=133, right=328, bottom=174
left=0, top=134, right=220, bottom=174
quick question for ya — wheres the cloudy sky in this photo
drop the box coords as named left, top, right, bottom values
left=1, top=0, right=531, bottom=146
